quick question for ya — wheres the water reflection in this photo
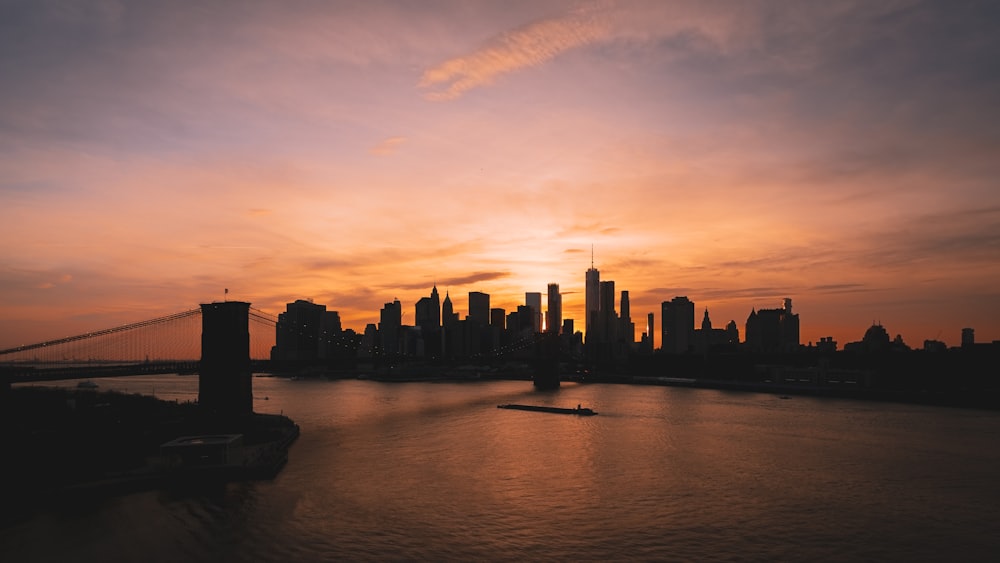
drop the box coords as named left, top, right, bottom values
left=6, top=377, right=1000, bottom=561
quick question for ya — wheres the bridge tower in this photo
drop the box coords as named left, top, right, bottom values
left=200, top=301, right=253, bottom=417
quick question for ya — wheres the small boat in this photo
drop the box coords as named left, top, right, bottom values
left=77, top=380, right=99, bottom=389
left=497, top=404, right=597, bottom=416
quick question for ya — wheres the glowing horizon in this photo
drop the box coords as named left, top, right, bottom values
left=2, top=1, right=999, bottom=350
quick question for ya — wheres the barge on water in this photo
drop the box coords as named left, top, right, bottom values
left=497, top=404, right=597, bottom=416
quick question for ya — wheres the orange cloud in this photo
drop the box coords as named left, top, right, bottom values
left=419, top=6, right=611, bottom=100
left=369, top=136, right=407, bottom=156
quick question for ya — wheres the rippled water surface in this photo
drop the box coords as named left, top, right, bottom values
left=4, top=376, right=1000, bottom=561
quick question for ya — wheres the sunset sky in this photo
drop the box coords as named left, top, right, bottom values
left=2, top=0, right=999, bottom=350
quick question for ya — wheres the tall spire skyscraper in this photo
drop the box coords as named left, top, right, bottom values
left=430, top=284, right=440, bottom=327
left=585, top=245, right=600, bottom=342
left=442, top=291, right=456, bottom=327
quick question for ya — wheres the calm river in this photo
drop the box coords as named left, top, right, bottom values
left=3, top=375, right=1000, bottom=561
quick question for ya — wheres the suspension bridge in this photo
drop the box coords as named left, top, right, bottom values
left=0, top=305, right=279, bottom=382
left=1, top=302, right=576, bottom=388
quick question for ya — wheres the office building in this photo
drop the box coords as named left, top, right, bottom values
left=546, top=283, right=562, bottom=334
left=379, top=299, right=402, bottom=356
left=620, top=290, right=634, bottom=344
left=525, top=292, right=542, bottom=333
left=745, top=298, right=799, bottom=353
left=490, top=308, right=506, bottom=330
left=469, top=291, right=490, bottom=326
left=661, top=296, right=695, bottom=354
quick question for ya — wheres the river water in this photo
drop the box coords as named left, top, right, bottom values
left=3, top=375, right=1000, bottom=561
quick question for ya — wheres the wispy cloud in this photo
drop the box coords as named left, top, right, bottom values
left=419, top=5, right=611, bottom=100
left=369, top=136, right=407, bottom=156
left=433, top=271, right=511, bottom=288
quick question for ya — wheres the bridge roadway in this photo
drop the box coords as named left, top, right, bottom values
left=2, top=360, right=271, bottom=382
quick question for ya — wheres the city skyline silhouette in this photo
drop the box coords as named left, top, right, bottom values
left=2, top=2, right=998, bottom=351
left=3, top=4, right=1000, bottom=560
left=0, top=265, right=989, bottom=353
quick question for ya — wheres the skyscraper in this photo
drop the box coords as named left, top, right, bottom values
left=598, top=280, right=617, bottom=344
left=585, top=251, right=600, bottom=341
left=442, top=291, right=457, bottom=327
left=546, top=283, right=562, bottom=334
left=661, top=296, right=695, bottom=354
left=379, top=299, right=402, bottom=356
left=415, top=285, right=441, bottom=330
left=620, top=290, right=634, bottom=344
left=647, top=312, right=655, bottom=351
left=469, top=291, right=490, bottom=326
left=415, top=297, right=436, bottom=329
left=525, top=292, right=542, bottom=333
left=490, top=308, right=506, bottom=330
left=273, top=299, right=326, bottom=362
left=430, top=285, right=440, bottom=327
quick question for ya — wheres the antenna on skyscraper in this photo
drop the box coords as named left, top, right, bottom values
left=591, top=244, right=594, bottom=268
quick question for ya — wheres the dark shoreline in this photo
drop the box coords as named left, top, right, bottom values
left=0, top=386, right=298, bottom=527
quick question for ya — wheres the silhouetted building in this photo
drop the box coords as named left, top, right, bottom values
left=962, top=328, right=975, bottom=349
left=923, top=339, right=947, bottom=352
left=562, top=319, right=574, bottom=337
left=525, top=292, right=542, bottom=333
left=892, top=333, right=910, bottom=351
left=598, top=280, right=617, bottom=343
left=866, top=323, right=890, bottom=350
left=646, top=312, right=654, bottom=351
left=272, top=299, right=344, bottom=362
left=273, top=299, right=323, bottom=362
left=547, top=283, right=562, bottom=334
left=490, top=307, right=506, bottom=351
left=358, top=323, right=378, bottom=359
left=400, top=325, right=423, bottom=357
left=845, top=322, right=890, bottom=353
left=817, top=336, right=837, bottom=353
left=620, top=290, right=634, bottom=345
left=469, top=292, right=490, bottom=326
left=415, top=286, right=442, bottom=359
left=429, top=285, right=440, bottom=326
left=440, top=291, right=459, bottom=358
left=585, top=261, right=600, bottom=341
left=661, top=296, right=695, bottom=354
left=200, top=301, right=252, bottom=417
left=442, top=291, right=458, bottom=327
left=725, top=320, right=740, bottom=347
left=745, top=298, right=800, bottom=353
left=693, top=309, right=737, bottom=354
left=379, top=299, right=402, bottom=357
left=415, top=297, right=439, bottom=330
left=415, top=296, right=436, bottom=327
left=513, top=305, right=535, bottom=335
left=464, top=291, right=491, bottom=354
left=490, top=308, right=506, bottom=330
